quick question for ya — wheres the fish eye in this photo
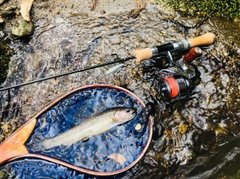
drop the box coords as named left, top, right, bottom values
left=126, top=108, right=131, bottom=113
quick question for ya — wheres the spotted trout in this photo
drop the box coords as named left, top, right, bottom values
left=42, top=108, right=136, bottom=149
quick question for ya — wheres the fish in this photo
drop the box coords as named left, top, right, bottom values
left=105, top=63, right=124, bottom=75
left=42, top=108, right=136, bottom=150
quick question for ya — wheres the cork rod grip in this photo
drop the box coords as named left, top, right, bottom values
left=134, top=32, right=216, bottom=63
left=134, top=48, right=153, bottom=63
left=189, top=32, right=216, bottom=47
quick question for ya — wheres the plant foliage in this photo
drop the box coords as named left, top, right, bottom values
left=163, top=0, right=240, bottom=20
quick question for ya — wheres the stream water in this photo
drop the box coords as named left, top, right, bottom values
left=0, top=0, right=239, bottom=178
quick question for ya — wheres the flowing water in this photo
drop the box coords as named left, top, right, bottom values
left=0, top=0, right=239, bottom=178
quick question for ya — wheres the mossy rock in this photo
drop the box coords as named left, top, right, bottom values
left=12, top=18, right=35, bottom=38
left=0, top=170, right=9, bottom=179
left=0, top=41, right=13, bottom=84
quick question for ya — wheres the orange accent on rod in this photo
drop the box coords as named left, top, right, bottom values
left=0, top=118, right=37, bottom=165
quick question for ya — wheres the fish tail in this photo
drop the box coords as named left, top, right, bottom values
left=42, top=139, right=55, bottom=150
left=42, top=135, right=71, bottom=150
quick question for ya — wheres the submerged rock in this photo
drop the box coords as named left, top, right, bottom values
left=11, top=18, right=34, bottom=38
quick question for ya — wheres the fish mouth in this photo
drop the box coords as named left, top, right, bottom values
left=130, top=108, right=137, bottom=118
left=122, top=108, right=137, bottom=120
left=132, top=110, right=137, bottom=116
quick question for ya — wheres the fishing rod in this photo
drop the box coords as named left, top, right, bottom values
left=0, top=33, right=215, bottom=92
left=0, top=56, right=135, bottom=92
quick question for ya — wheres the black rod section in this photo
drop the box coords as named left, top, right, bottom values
left=0, top=56, right=135, bottom=92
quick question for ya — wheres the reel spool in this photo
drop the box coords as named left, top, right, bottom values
left=158, top=73, right=192, bottom=101
left=157, top=60, right=200, bottom=102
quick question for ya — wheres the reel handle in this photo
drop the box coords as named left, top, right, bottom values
left=134, top=32, right=216, bottom=63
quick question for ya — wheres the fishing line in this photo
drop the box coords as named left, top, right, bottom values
left=0, top=56, right=135, bottom=92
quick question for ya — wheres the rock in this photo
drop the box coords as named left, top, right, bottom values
left=0, top=41, right=13, bottom=84
left=0, top=10, right=16, bottom=18
left=11, top=18, right=35, bottom=38
left=0, top=16, right=4, bottom=24
left=0, top=170, right=9, bottom=179
left=0, top=0, right=5, bottom=5
left=4, top=5, right=17, bottom=11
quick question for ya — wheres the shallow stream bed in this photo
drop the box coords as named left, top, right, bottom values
left=0, top=0, right=239, bottom=178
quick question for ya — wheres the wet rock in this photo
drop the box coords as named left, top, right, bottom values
left=0, top=0, right=5, bottom=5
left=0, top=170, right=9, bottom=179
left=170, top=138, right=240, bottom=179
left=0, top=41, right=13, bottom=84
left=11, top=18, right=35, bottom=38
left=0, top=6, right=17, bottom=23
left=0, top=10, right=16, bottom=18
left=0, top=16, right=4, bottom=23
left=2, top=21, right=12, bottom=33
left=4, top=5, right=17, bottom=11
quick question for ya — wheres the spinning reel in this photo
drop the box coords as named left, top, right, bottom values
left=134, top=33, right=216, bottom=102
left=157, top=47, right=202, bottom=102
